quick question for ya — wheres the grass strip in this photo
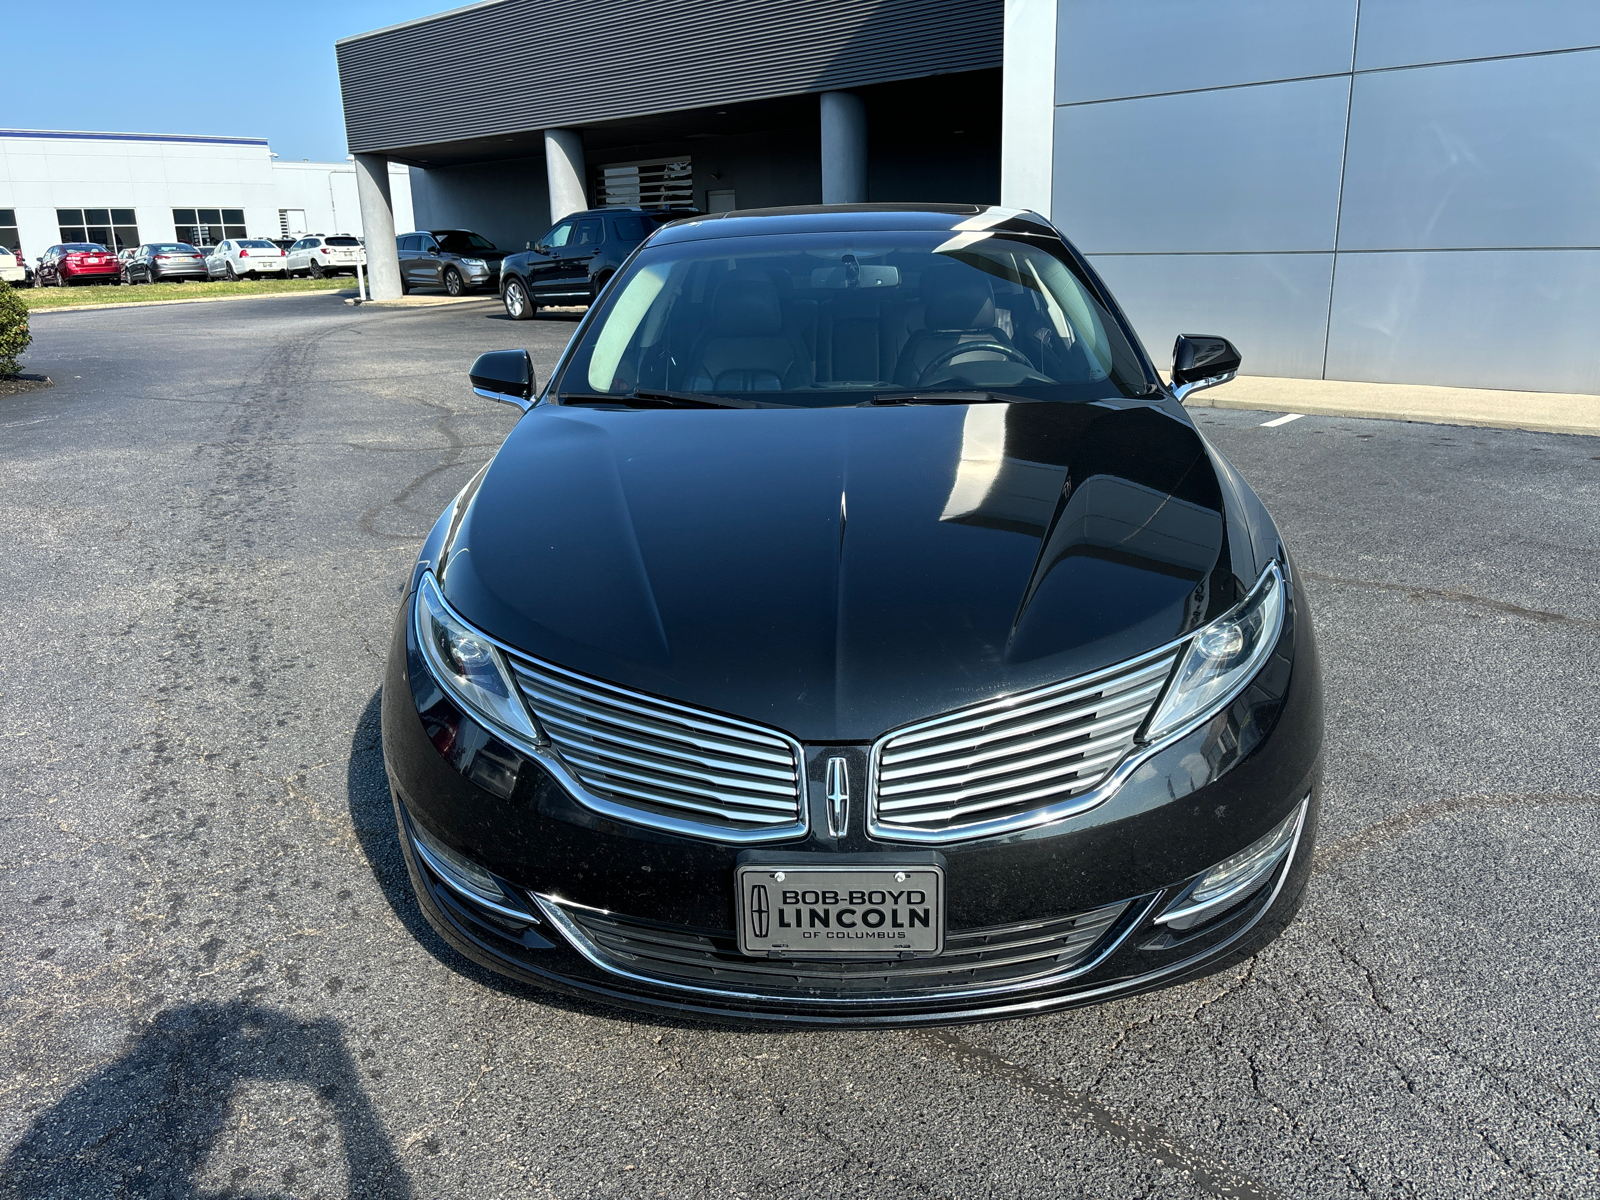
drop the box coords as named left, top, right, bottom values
left=20, top=276, right=353, bottom=310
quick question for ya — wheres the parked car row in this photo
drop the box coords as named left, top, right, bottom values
left=22, top=235, right=369, bottom=287
left=386, top=208, right=684, bottom=316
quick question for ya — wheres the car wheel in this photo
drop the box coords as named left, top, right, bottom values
left=120, top=269, right=131, bottom=285
left=309, top=260, right=324, bottom=279
left=224, top=263, right=237, bottom=281
left=57, top=271, right=71, bottom=288
left=590, top=271, right=613, bottom=306
left=502, top=278, right=534, bottom=320
left=443, top=266, right=465, bottom=297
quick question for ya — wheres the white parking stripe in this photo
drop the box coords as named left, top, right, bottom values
left=1260, top=413, right=1305, bottom=427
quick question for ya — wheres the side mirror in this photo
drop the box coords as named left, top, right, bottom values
left=1169, top=335, right=1241, bottom=402
left=470, top=349, right=537, bottom=412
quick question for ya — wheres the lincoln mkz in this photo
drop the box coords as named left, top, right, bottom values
left=380, top=204, right=1323, bottom=1025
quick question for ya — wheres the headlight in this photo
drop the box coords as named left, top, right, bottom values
left=461, top=257, right=487, bottom=268
left=1144, top=562, right=1285, bottom=742
left=414, top=573, right=542, bottom=747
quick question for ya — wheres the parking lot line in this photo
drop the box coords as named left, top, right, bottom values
left=1260, top=413, right=1305, bottom=427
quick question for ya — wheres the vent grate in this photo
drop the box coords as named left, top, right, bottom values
left=508, top=656, right=805, bottom=840
left=871, top=647, right=1179, bottom=841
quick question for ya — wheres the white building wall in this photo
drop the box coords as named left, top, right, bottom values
left=1010, top=0, right=1600, bottom=394
left=271, top=161, right=413, bottom=239
left=0, top=131, right=413, bottom=261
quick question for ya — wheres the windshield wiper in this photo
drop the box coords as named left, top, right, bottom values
left=560, top=389, right=772, bottom=410
left=859, top=391, right=1036, bottom=407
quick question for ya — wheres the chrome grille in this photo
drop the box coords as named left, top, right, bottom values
left=870, top=646, right=1179, bottom=841
left=541, top=897, right=1135, bottom=1000
left=508, top=657, right=805, bottom=841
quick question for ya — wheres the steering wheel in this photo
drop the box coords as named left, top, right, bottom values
left=916, top=340, right=1037, bottom=386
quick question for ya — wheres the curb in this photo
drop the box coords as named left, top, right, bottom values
left=25, top=288, right=356, bottom=315
left=1183, top=375, right=1600, bottom=439
left=347, top=294, right=499, bottom=308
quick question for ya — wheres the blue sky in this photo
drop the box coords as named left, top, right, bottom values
left=0, top=1, right=452, bottom=162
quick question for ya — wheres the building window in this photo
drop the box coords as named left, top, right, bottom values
left=172, top=208, right=247, bottom=248
left=0, top=209, right=18, bottom=253
left=57, top=208, right=140, bottom=251
left=279, top=209, right=306, bottom=238
left=596, top=159, right=694, bottom=209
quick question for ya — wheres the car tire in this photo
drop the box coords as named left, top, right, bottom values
left=502, top=278, right=534, bottom=320
left=590, top=271, right=613, bottom=306
left=309, top=261, right=324, bottom=279
left=224, top=263, right=237, bottom=281
left=400, top=275, right=410, bottom=295
left=120, top=269, right=132, bottom=285
left=443, top=266, right=465, bottom=297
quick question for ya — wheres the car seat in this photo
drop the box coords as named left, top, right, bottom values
left=682, top=274, right=813, bottom=392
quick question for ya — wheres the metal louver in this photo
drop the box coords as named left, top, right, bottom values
left=870, top=647, right=1180, bottom=842
left=595, top=159, right=694, bottom=209
left=508, top=656, right=805, bottom=843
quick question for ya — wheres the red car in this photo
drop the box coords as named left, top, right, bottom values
left=34, top=243, right=120, bottom=287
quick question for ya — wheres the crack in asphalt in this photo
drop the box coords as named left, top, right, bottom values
left=1302, top=569, right=1600, bottom=633
left=921, top=1029, right=1278, bottom=1199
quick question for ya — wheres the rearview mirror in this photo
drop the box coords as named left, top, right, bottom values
left=470, top=349, right=536, bottom=412
left=1169, top=335, right=1241, bottom=402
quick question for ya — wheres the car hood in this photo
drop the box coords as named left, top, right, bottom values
left=442, top=399, right=1244, bottom=742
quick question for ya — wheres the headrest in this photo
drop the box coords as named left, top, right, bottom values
left=712, top=275, right=783, bottom=336
left=923, top=269, right=995, bottom=331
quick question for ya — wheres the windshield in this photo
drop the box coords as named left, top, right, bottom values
left=239, top=240, right=276, bottom=249
left=435, top=231, right=495, bottom=253
left=152, top=244, right=196, bottom=253
left=62, top=244, right=107, bottom=253
left=326, top=236, right=360, bottom=247
left=553, top=228, right=1155, bottom=407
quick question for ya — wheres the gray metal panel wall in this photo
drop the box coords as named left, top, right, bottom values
left=1048, top=0, right=1600, bottom=392
left=339, top=0, right=1002, bottom=156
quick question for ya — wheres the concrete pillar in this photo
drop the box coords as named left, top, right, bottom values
left=819, top=91, right=867, bottom=205
left=544, top=129, right=587, bottom=224
left=352, top=153, right=402, bottom=300
left=1000, top=0, right=1057, bottom=215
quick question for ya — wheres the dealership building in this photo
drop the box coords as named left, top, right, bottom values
left=0, top=129, right=414, bottom=263
left=333, top=0, right=1588, bottom=397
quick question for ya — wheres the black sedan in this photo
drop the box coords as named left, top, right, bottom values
left=381, top=204, right=1323, bottom=1025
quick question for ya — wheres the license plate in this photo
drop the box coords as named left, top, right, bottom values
left=736, top=863, right=944, bottom=957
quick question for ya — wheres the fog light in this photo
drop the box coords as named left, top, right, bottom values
left=1156, top=798, right=1307, bottom=932
left=408, top=815, right=535, bottom=921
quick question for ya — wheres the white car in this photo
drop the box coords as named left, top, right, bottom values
left=0, top=246, right=24, bottom=284
left=285, top=235, right=366, bottom=278
left=205, top=239, right=288, bottom=280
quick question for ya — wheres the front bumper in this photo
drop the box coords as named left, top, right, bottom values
left=381, top=562, right=1324, bottom=1025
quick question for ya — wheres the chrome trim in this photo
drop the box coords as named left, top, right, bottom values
left=531, top=891, right=1158, bottom=1008
left=825, top=755, right=849, bottom=838
left=529, top=794, right=1310, bottom=1021
left=1156, top=797, right=1307, bottom=930
left=410, top=581, right=807, bottom=844
left=472, top=385, right=533, bottom=413
left=1170, top=369, right=1237, bottom=404
left=867, top=562, right=1287, bottom=844
left=508, top=656, right=808, bottom=843
left=402, top=813, right=539, bottom=924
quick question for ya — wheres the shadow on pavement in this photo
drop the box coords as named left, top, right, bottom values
left=0, top=1001, right=412, bottom=1199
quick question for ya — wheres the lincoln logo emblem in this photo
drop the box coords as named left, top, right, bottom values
left=826, top=755, right=849, bottom=838
left=750, top=884, right=770, bottom=938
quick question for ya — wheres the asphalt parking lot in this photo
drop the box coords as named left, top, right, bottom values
left=3, top=294, right=1597, bottom=1199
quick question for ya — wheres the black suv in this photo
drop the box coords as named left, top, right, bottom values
left=497, top=207, right=686, bottom=319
